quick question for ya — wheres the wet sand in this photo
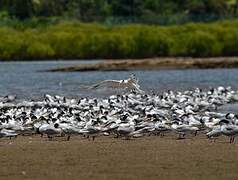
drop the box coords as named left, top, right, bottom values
left=1, top=135, right=238, bottom=180
left=46, top=57, right=238, bottom=72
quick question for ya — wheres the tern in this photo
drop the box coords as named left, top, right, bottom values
left=89, top=74, right=144, bottom=93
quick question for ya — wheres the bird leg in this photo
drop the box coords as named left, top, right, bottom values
left=114, top=134, right=119, bottom=138
left=229, top=136, right=235, bottom=143
left=178, top=133, right=185, bottom=139
left=48, top=136, right=53, bottom=141
left=194, top=131, right=198, bottom=136
left=232, top=136, right=235, bottom=143
left=125, top=136, right=130, bottom=140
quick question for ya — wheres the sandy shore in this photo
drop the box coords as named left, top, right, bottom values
left=1, top=135, right=238, bottom=180
left=46, top=57, right=238, bottom=72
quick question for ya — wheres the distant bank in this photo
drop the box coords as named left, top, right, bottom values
left=46, top=57, right=238, bottom=72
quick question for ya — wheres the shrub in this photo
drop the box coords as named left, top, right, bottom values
left=26, top=42, right=55, bottom=59
left=0, top=20, right=237, bottom=60
left=184, top=31, right=222, bottom=57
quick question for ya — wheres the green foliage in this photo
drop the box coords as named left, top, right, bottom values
left=0, top=0, right=237, bottom=24
left=0, top=28, right=24, bottom=60
left=0, top=20, right=238, bottom=60
left=217, top=27, right=238, bottom=55
left=9, top=0, right=34, bottom=20
left=185, top=31, right=222, bottom=57
left=26, top=42, right=55, bottom=59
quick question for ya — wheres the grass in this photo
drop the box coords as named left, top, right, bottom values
left=0, top=20, right=238, bottom=60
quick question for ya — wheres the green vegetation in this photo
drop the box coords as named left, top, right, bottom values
left=0, top=0, right=237, bottom=60
left=0, top=20, right=237, bottom=60
left=0, top=0, right=237, bottom=24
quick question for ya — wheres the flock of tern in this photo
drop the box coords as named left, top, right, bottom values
left=1, top=75, right=238, bottom=143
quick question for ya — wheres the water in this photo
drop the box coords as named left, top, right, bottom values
left=0, top=61, right=238, bottom=101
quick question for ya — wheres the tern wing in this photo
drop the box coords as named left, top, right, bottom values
left=130, top=82, right=144, bottom=93
left=89, top=80, right=122, bottom=89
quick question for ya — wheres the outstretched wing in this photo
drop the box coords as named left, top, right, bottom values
left=89, top=80, right=123, bottom=89
left=127, top=75, right=144, bottom=93
left=89, top=75, right=144, bottom=93
left=130, top=82, right=144, bottom=93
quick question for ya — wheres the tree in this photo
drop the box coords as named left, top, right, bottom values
left=111, top=0, right=143, bottom=17
left=8, top=0, right=34, bottom=19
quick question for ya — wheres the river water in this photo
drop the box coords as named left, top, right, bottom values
left=0, top=61, right=238, bottom=103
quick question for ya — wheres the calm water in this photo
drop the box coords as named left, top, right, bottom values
left=0, top=61, right=238, bottom=101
